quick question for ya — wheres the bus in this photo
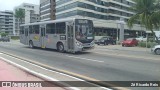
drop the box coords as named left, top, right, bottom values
left=20, top=18, right=94, bottom=53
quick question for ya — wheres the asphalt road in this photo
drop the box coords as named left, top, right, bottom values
left=0, top=41, right=160, bottom=90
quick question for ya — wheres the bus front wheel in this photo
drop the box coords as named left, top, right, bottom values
left=29, top=41, right=34, bottom=48
left=57, top=43, right=64, bottom=53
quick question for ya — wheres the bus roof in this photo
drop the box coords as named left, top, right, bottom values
left=20, top=18, right=89, bottom=26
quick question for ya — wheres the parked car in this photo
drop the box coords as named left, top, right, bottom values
left=136, top=36, right=147, bottom=41
left=94, top=36, right=106, bottom=44
left=151, top=45, right=160, bottom=55
left=0, top=38, right=2, bottom=41
left=96, top=36, right=116, bottom=45
left=122, top=38, right=138, bottom=47
left=0, top=36, right=10, bottom=42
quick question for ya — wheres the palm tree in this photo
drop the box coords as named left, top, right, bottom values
left=14, top=8, right=25, bottom=24
left=127, top=0, right=160, bottom=42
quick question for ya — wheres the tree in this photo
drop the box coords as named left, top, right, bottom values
left=0, top=19, right=2, bottom=33
left=14, top=8, right=25, bottom=24
left=127, top=0, right=160, bottom=43
left=0, top=33, right=8, bottom=37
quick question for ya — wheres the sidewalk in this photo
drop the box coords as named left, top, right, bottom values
left=95, top=45, right=150, bottom=52
left=0, top=59, right=65, bottom=90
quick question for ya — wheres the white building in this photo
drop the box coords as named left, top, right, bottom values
left=13, top=3, right=40, bottom=36
left=0, top=10, right=13, bottom=35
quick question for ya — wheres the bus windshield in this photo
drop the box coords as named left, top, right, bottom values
left=75, top=20, right=94, bottom=43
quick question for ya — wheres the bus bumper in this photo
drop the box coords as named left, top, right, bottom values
left=82, top=46, right=95, bottom=51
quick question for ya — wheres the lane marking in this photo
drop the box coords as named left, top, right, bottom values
left=66, top=55, right=104, bottom=63
left=1, top=53, right=111, bottom=90
left=94, top=52, right=160, bottom=61
left=0, top=57, right=80, bottom=90
left=0, top=53, right=3, bottom=54
left=93, top=49, right=113, bottom=51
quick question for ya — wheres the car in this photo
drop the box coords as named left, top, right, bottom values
left=122, top=38, right=138, bottom=47
left=94, top=36, right=106, bottom=44
left=136, top=36, right=147, bottom=41
left=96, top=36, right=116, bottom=45
left=151, top=45, right=160, bottom=55
left=0, top=38, right=2, bottom=41
left=0, top=36, right=10, bottom=42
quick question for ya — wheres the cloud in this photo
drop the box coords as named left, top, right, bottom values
left=0, top=0, right=39, bottom=11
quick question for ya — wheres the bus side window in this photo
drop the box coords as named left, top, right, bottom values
left=33, top=25, right=39, bottom=34
left=56, top=22, right=65, bottom=34
left=29, top=26, right=33, bottom=34
left=46, top=23, right=55, bottom=34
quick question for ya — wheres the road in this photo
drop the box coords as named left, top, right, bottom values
left=0, top=41, right=160, bottom=90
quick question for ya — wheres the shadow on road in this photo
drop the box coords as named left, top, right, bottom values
left=23, top=46, right=92, bottom=55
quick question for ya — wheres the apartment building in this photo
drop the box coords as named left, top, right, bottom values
left=13, top=3, right=40, bottom=36
left=40, top=0, right=56, bottom=21
left=0, top=10, right=13, bottom=35
left=55, top=0, right=145, bottom=39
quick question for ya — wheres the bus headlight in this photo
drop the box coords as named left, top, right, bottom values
left=76, top=41, right=83, bottom=47
left=91, top=41, right=95, bottom=46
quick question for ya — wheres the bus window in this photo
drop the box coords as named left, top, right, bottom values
left=33, top=25, right=39, bottom=34
left=29, top=26, right=33, bottom=34
left=20, top=26, right=24, bottom=34
left=46, top=23, right=55, bottom=34
left=56, top=22, right=65, bottom=34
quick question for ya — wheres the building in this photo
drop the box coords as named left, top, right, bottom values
left=40, top=0, right=56, bottom=21
left=0, top=10, right=14, bottom=35
left=13, top=3, right=40, bottom=36
left=55, top=0, right=146, bottom=40
left=39, top=0, right=146, bottom=40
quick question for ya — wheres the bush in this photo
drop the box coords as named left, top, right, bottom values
left=0, top=33, right=8, bottom=37
left=11, top=36, right=19, bottom=40
left=138, top=41, right=145, bottom=47
left=138, top=41, right=157, bottom=48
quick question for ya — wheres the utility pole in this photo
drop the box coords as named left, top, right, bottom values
left=116, top=18, right=125, bottom=42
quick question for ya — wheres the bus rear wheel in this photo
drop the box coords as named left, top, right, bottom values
left=57, top=43, right=64, bottom=53
left=29, top=41, right=34, bottom=48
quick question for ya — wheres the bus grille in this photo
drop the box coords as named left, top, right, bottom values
left=83, top=43, right=91, bottom=47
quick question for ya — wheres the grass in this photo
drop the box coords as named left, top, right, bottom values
left=11, top=36, right=19, bottom=40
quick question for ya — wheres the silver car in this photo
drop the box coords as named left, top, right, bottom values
left=151, top=45, right=160, bottom=55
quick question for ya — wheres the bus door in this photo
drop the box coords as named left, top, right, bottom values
left=67, top=22, right=74, bottom=51
left=40, top=27, right=46, bottom=48
left=24, top=27, right=29, bottom=45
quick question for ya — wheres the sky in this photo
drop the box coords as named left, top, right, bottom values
left=0, top=0, right=39, bottom=11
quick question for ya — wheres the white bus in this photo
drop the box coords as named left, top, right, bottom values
left=20, top=18, right=94, bottom=53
